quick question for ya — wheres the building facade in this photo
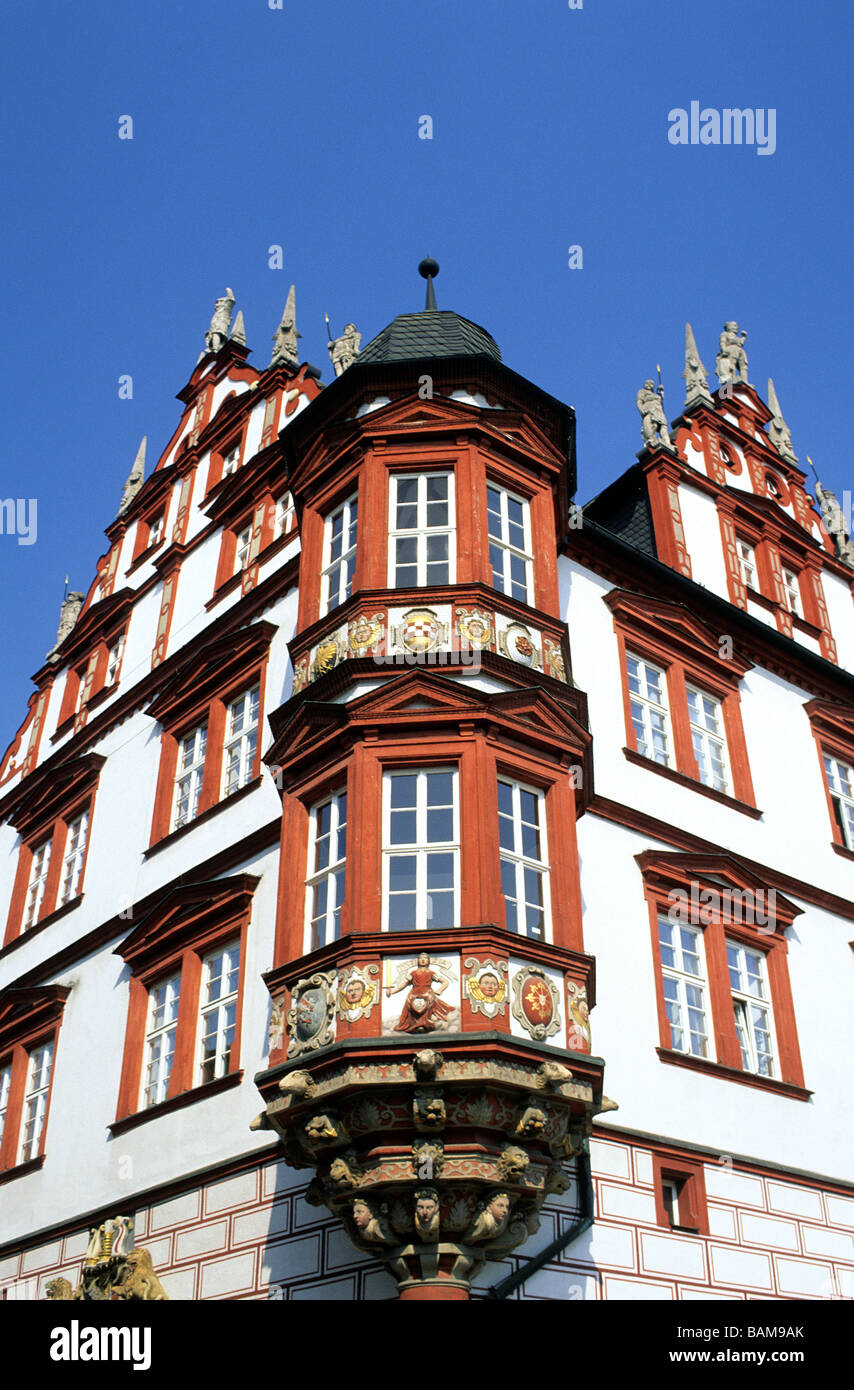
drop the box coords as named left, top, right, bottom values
left=0, top=275, right=852, bottom=1301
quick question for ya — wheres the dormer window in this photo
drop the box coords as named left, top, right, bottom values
left=736, top=539, right=757, bottom=592
left=782, top=567, right=801, bottom=617
left=148, top=513, right=165, bottom=550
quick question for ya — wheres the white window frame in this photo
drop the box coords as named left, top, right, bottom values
left=148, top=513, right=165, bottom=549
left=382, top=768, right=460, bottom=931
left=737, top=539, right=758, bottom=592
left=142, top=973, right=181, bottom=1109
left=23, top=838, right=52, bottom=931
left=196, top=940, right=240, bottom=1087
left=59, top=807, right=89, bottom=906
left=320, top=493, right=358, bottom=615
left=486, top=482, right=533, bottom=604
left=657, top=918, right=711, bottom=1059
left=497, top=777, right=551, bottom=940
left=727, top=940, right=776, bottom=1077
left=305, top=789, right=348, bottom=951
left=172, top=723, right=207, bottom=831
left=234, top=523, right=253, bottom=575
left=106, top=634, right=125, bottom=686
left=686, top=685, right=730, bottom=794
left=274, top=491, right=295, bottom=539
left=625, top=652, right=673, bottom=767
left=388, top=472, right=456, bottom=589
left=221, top=686, right=260, bottom=798
left=824, top=752, right=854, bottom=849
left=0, top=1061, right=11, bottom=1149
left=19, top=1040, right=53, bottom=1164
left=221, top=443, right=241, bottom=478
left=781, top=566, right=802, bottom=617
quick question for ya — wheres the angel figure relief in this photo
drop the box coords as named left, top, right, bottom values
left=384, top=953, right=459, bottom=1034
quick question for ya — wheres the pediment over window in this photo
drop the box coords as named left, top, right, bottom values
left=1, top=752, right=104, bottom=838
left=115, top=874, right=259, bottom=972
left=147, top=620, right=276, bottom=726
left=636, top=849, right=802, bottom=931
left=605, top=588, right=754, bottom=681
left=0, top=985, right=70, bottom=1052
left=804, top=698, right=854, bottom=747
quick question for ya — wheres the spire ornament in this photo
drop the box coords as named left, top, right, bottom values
left=205, top=288, right=235, bottom=354
left=230, top=310, right=247, bottom=347
left=766, top=378, right=798, bottom=464
left=418, top=257, right=439, bottom=310
left=118, top=436, right=146, bottom=517
left=271, top=285, right=301, bottom=366
left=683, top=322, right=712, bottom=407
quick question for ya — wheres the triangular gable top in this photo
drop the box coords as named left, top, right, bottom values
left=486, top=685, right=589, bottom=745
left=1, top=752, right=105, bottom=835
left=604, top=588, right=753, bottom=678
left=0, top=985, right=70, bottom=1051
left=636, top=849, right=802, bottom=926
left=147, top=620, right=276, bottom=725
left=726, top=488, right=823, bottom=551
left=115, top=874, right=259, bottom=968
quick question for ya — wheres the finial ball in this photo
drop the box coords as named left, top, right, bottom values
left=418, top=257, right=440, bottom=280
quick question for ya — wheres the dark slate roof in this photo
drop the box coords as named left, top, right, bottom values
left=583, top=464, right=657, bottom=558
left=358, top=310, right=502, bottom=365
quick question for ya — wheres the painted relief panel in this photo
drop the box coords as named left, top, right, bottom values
left=381, top=953, right=461, bottom=1036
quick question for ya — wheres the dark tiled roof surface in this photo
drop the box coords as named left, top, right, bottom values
left=358, top=310, right=502, bottom=365
left=583, top=464, right=657, bottom=558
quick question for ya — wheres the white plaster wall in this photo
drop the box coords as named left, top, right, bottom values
left=576, top=812, right=852, bottom=1183
left=823, top=569, right=854, bottom=674
left=677, top=483, right=729, bottom=599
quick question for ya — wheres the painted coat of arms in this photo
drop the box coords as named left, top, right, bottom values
left=393, top=608, right=448, bottom=655
left=499, top=621, right=541, bottom=669
left=511, top=965, right=561, bottom=1041
left=287, top=971, right=336, bottom=1056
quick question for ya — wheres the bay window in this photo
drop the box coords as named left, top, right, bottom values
left=321, top=493, right=358, bottom=614
left=487, top=483, right=533, bottom=604
left=497, top=777, right=550, bottom=940
left=389, top=473, right=454, bottom=588
left=306, top=790, right=348, bottom=950
left=383, top=768, right=459, bottom=930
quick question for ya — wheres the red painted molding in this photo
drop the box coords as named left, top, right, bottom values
left=108, top=1068, right=243, bottom=1137
left=656, top=1047, right=812, bottom=1100
left=623, top=747, right=763, bottom=818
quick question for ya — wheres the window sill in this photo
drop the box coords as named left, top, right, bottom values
left=109, top=1070, right=243, bottom=1136
left=623, top=748, right=762, bottom=819
left=126, top=539, right=166, bottom=578
left=87, top=680, right=120, bottom=713
left=656, top=1048, right=812, bottom=1101
left=51, top=714, right=77, bottom=744
left=144, top=777, right=262, bottom=858
left=0, top=1153, right=46, bottom=1185
left=831, top=841, right=854, bottom=864
left=1, top=894, right=84, bottom=957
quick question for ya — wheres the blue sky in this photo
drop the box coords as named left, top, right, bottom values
left=0, top=0, right=851, bottom=737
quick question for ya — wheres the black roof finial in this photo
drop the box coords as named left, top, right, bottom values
left=418, top=257, right=439, bottom=311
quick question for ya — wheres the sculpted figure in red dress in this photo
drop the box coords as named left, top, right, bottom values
left=386, top=953, right=452, bottom=1033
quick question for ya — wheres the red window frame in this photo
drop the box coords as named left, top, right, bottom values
left=0, top=986, right=68, bottom=1177
left=113, top=878, right=256, bottom=1125
left=651, top=1150, right=709, bottom=1235
left=607, top=589, right=756, bottom=810
left=805, top=698, right=854, bottom=860
left=4, top=757, right=102, bottom=945
left=269, top=671, right=589, bottom=966
left=638, top=851, right=807, bottom=1099
left=147, top=626, right=272, bottom=846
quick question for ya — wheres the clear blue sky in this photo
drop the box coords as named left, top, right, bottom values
left=1, top=0, right=851, bottom=738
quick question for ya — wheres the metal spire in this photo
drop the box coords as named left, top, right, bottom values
left=418, top=257, right=439, bottom=310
